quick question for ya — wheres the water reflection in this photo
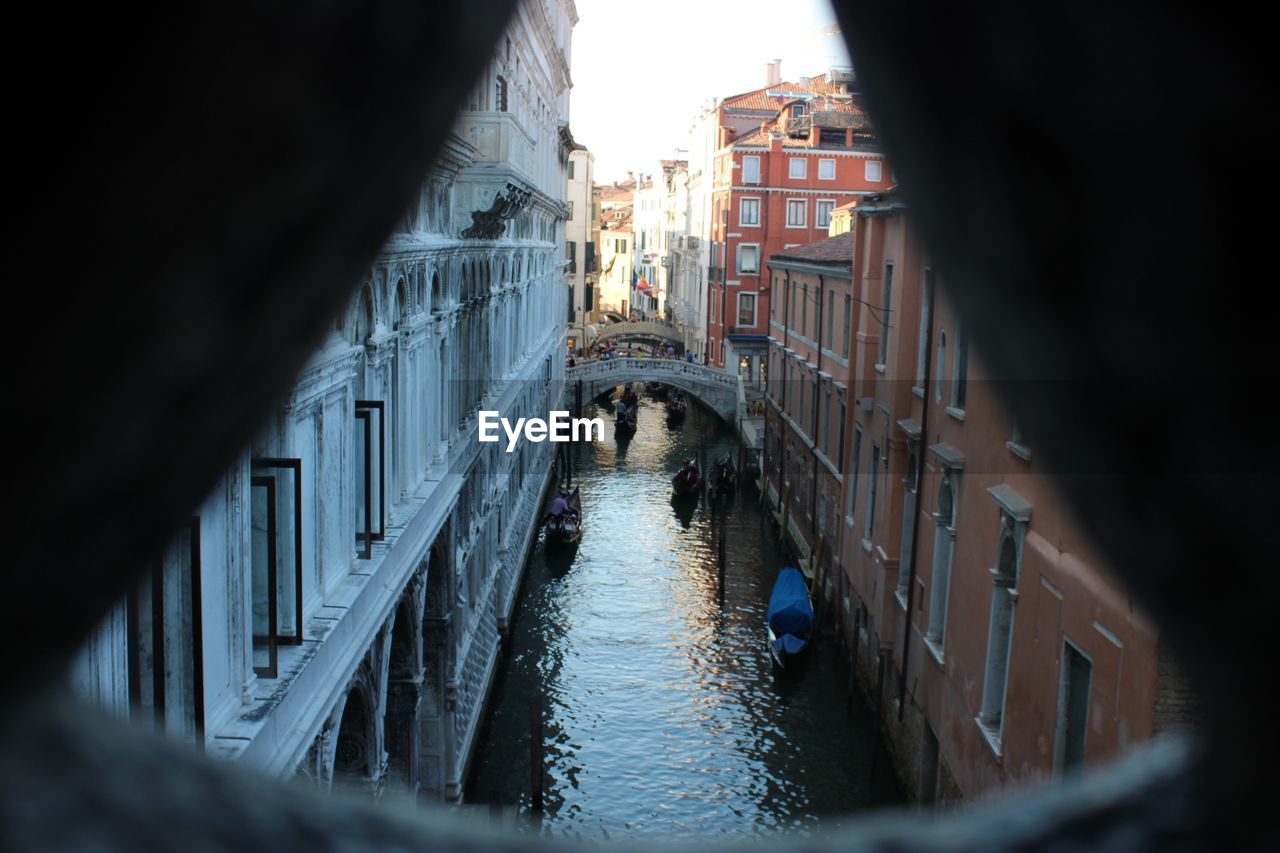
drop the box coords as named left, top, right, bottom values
left=467, top=393, right=901, bottom=839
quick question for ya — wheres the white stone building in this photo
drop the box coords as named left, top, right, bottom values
left=631, top=159, right=687, bottom=324
left=632, top=173, right=662, bottom=318
left=71, top=0, right=578, bottom=804
left=565, top=145, right=600, bottom=352
left=670, top=104, right=717, bottom=357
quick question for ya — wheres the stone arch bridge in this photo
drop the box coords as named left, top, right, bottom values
left=566, top=357, right=741, bottom=421
left=596, top=320, right=683, bottom=347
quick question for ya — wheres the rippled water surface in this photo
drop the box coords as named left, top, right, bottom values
left=467, top=393, right=901, bottom=839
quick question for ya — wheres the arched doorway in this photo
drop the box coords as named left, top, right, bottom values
left=419, top=542, right=452, bottom=800
left=383, top=595, right=421, bottom=800
left=332, top=674, right=376, bottom=795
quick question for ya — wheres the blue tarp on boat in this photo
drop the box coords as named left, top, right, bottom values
left=768, top=567, right=813, bottom=653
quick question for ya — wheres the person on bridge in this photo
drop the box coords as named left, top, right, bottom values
left=667, top=344, right=675, bottom=358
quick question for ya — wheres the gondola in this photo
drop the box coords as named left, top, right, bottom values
left=543, top=486, right=583, bottom=548
left=671, top=457, right=701, bottom=496
left=614, top=404, right=637, bottom=438
left=665, top=391, right=687, bottom=421
left=710, top=452, right=736, bottom=494
left=645, top=381, right=666, bottom=397
left=767, top=566, right=814, bottom=669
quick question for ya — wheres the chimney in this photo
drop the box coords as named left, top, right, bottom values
left=765, top=59, right=781, bottom=87
left=798, top=75, right=811, bottom=90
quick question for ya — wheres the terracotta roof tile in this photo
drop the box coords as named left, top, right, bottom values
left=596, top=179, right=637, bottom=202
left=721, top=74, right=849, bottom=113
left=770, top=232, right=854, bottom=264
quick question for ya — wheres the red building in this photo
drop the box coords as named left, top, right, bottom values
left=705, top=71, right=888, bottom=385
left=762, top=194, right=1197, bottom=804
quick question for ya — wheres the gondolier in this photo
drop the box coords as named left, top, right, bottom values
left=544, top=487, right=583, bottom=549
left=671, top=456, right=701, bottom=496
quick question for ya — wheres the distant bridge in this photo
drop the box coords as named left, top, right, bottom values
left=566, top=357, right=741, bottom=421
left=596, top=320, right=682, bottom=347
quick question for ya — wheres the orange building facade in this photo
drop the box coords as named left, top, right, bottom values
left=763, top=193, right=1194, bottom=804
left=704, top=73, right=888, bottom=382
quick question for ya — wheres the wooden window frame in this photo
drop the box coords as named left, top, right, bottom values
left=354, top=400, right=386, bottom=559
left=251, top=458, right=304, bottom=646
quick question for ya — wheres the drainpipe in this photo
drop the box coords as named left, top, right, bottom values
left=781, top=270, right=791, bottom=411
left=897, top=273, right=935, bottom=721
left=810, top=273, right=824, bottom=570
left=768, top=268, right=794, bottom=506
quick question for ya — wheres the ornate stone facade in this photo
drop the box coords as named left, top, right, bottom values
left=70, top=1, right=579, bottom=805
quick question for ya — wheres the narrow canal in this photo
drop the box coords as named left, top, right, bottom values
left=467, top=390, right=902, bottom=839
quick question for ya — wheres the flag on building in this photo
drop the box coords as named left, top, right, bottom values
left=636, top=276, right=651, bottom=294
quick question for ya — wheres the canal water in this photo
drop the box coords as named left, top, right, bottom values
left=466, top=390, right=902, bottom=840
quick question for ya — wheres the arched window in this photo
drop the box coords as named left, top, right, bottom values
left=393, top=280, right=407, bottom=330
left=926, top=470, right=957, bottom=654
left=352, top=286, right=374, bottom=346
left=978, top=488, right=1030, bottom=752
left=980, top=528, right=1020, bottom=736
left=332, top=679, right=375, bottom=793
left=430, top=271, right=442, bottom=311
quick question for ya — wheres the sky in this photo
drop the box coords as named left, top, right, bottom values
left=568, top=0, right=851, bottom=184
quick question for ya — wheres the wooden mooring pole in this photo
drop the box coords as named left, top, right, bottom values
left=810, top=536, right=827, bottom=629
left=700, top=445, right=708, bottom=505
left=868, top=649, right=887, bottom=788
left=848, top=607, right=861, bottom=717
left=488, top=789, right=503, bottom=825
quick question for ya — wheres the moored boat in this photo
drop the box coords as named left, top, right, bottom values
left=710, top=452, right=736, bottom=493
left=767, top=566, right=814, bottom=668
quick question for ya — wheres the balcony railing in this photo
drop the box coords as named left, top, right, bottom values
left=785, top=116, right=812, bottom=138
